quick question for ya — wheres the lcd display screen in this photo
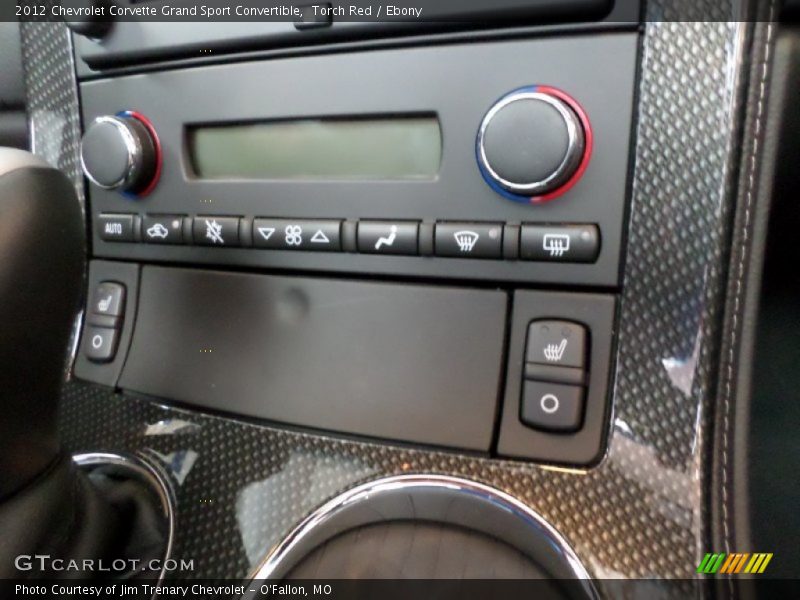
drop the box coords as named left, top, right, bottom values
left=188, top=116, right=442, bottom=180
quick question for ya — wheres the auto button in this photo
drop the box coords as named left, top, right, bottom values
left=97, top=213, right=136, bottom=242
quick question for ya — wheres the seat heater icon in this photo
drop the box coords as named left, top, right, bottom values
left=542, top=233, right=570, bottom=257
left=97, top=295, right=113, bottom=313
left=543, top=339, right=568, bottom=362
left=453, top=230, right=480, bottom=253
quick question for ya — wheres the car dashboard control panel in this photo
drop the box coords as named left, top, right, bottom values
left=81, top=34, right=636, bottom=287
left=76, top=31, right=637, bottom=466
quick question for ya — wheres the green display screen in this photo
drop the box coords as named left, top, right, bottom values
left=188, top=116, right=442, bottom=180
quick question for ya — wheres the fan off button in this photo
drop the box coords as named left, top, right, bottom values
left=434, top=222, right=503, bottom=258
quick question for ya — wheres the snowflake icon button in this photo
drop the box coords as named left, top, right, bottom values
left=193, top=216, right=241, bottom=247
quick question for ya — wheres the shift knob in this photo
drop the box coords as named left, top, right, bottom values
left=0, top=149, right=85, bottom=498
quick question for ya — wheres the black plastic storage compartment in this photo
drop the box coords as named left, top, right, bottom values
left=72, top=0, right=638, bottom=73
left=117, top=266, right=508, bottom=451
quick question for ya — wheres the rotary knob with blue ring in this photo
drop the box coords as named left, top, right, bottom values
left=476, top=86, right=593, bottom=204
left=80, top=111, right=162, bottom=198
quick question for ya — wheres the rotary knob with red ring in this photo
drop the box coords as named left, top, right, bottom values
left=80, top=111, right=162, bottom=197
left=476, top=86, right=592, bottom=204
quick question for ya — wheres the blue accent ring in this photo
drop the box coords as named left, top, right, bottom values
left=475, top=85, right=541, bottom=205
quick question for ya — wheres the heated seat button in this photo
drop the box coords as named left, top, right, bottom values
left=520, top=380, right=584, bottom=432
left=84, top=326, right=119, bottom=363
left=434, top=223, right=503, bottom=258
left=91, top=282, right=125, bottom=318
left=526, top=320, right=587, bottom=369
left=193, top=216, right=241, bottom=247
left=520, top=224, right=599, bottom=263
left=98, top=213, right=136, bottom=242
left=358, top=222, right=418, bottom=255
left=143, top=215, right=185, bottom=244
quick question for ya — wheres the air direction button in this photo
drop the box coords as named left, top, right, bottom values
left=357, top=222, right=418, bottom=255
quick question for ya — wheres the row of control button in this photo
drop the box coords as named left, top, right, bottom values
left=84, top=281, right=126, bottom=363
left=98, top=214, right=600, bottom=262
left=520, top=320, right=589, bottom=433
left=254, top=219, right=342, bottom=251
left=358, top=222, right=418, bottom=255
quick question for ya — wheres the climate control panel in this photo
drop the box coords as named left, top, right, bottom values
left=79, top=35, right=636, bottom=286
left=97, top=212, right=600, bottom=263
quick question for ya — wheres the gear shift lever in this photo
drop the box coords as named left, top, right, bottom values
left=0, top=149, right=84, bottom=498
left=0, top=149, right=167, bottom=580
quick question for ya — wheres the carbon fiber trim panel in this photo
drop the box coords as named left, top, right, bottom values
left=19, top=20, right=84, bottom=206
left=19, top=18, right=87, bottom=373
left=21, top=3, right=753, bottom=591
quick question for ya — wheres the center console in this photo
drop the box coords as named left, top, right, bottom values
left=16, top=0, right=763, bottom=583
left=73, top=21, right=637, bottom=467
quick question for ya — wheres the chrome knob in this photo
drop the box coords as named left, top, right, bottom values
left=477, top=87, right=591, bottom=203
left=81, top=113, right=160, bottom=196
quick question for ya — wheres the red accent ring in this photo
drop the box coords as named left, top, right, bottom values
left=125, top=110, right=162, bottom=197
left=529, top=86, right=593, bottom=205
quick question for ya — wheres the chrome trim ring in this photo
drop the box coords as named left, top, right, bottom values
left=72, top=451, right=176, bottom=588
left=247, top=474, right=596, bottom=595
left=477, top=91, right=585, bottom=196
left=80, top=116, right=142, bottom=190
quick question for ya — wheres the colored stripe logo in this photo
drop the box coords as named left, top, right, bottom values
left=697, top=553, right=773, bottom=574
